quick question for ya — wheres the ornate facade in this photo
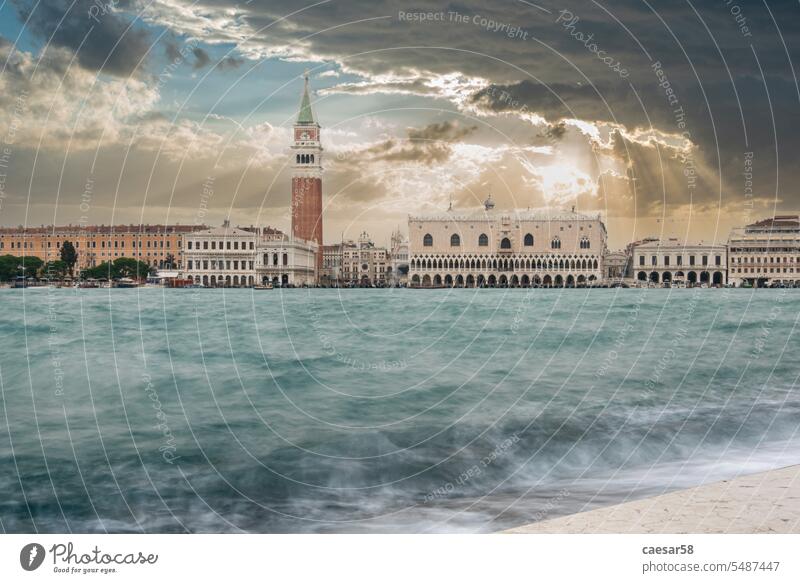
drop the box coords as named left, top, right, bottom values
left=183, top=222, right=258, bottom=287
left=183, top=223, right=317, bottom=287
left=408, top=198, right=606, bottom=287
left=340, top=231, right=389, bottom=286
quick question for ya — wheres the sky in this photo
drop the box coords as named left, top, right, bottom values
left=0, top=0, right=798, bottom=249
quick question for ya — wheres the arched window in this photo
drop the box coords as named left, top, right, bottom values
left=500, top=237, right=511, bottom=249
left=296, top=154, right=300, bottom=164
left=524, top=233, right=534, bottom=246
left=283, top=253, right=288, bottom=266
left=423, top=233, right=433, bottom=247
left=310, top=154, right=314, bottom=164
left=450, top=233, right=460, bottom=247
left=478, top=233, right=489, bottom=246
left=273, top=253, right=278, bottom=266
left=580, top=237, right=590, bottom=249
left=551, top=237, right=561, bottom=249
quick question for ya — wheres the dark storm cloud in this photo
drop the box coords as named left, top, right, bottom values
left=343, top=121, right=477, bottom=166
left=470, top=80, right=646, bottom=126
left=192, top=47, right=211, bottom=69
left=14, top=0, right=151, bottom=76
left=164, top=40, right=181, bottom=62
left=407, top=120, right=477, bottom=142
left=218, top=56, right=245, bottom=70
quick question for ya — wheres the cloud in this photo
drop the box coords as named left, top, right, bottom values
left=218, top=55, right=245, bottom=70
left=336, top=121, right=478, bottom=168
left=0, top=42, right=159, bottom=149
left=14, top=0, right=151, bottom=76
left=192, top=47, right=211, bottom=69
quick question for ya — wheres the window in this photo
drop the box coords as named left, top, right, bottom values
left=551, top=237, right=561, bottom=249
left=501, top=237, right=511, bottom=249
left=715, top=255, right=721, bottom=266
left=423, top=233, right=433, bottom=247
left=478, top=233, right=488, bottom=247
left=283, top=253, right=288, bottom=266
left=677, top=256, right=682, bottom=266
left=689, top=255, right=695, bottom=266
left=450, top=234, right=460, bottom=247
left=580, top=237, right=590, bottom=249
left=524, top=233, right=534, bottom=246
left=664, top=256, right=670, bottom=266
left=639, top=256, right=645, bottom=266
left=702, top=255, right=708, bottom=266
left=651, top=255, right=657, bottom=266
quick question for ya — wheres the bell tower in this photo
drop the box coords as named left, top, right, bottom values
left=291, top=71, right=323, bottom=273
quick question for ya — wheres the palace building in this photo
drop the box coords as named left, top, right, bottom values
left=727, top=215, right=800, bottom=287
left=0, top=224, right=204, bottom=270
left=408, top=197, right=606, bottom=287
left=183, top=222, right=317, bottom=287
left=183, top=222, right=258, bottom=287
left=291, top=72, right=324, bottom=274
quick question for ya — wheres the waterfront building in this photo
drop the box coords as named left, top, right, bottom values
left=183, top=221, right=258, bottom=287
left=257, top=228, right=318, bottom=287
left=631, top=238, right=727, bottom=286
left=0, top=224, right=203, bottom=270
left=183, top=222, right=317, bottom=287
left=291, top=72, right=324, bottom=273
left=390, top=228, right=410, bottom=286
left=340, top=231, right=390, bottom=286
left=408, top=197, right=606, bottom=287
left=727, top=215, right=800, bottom=287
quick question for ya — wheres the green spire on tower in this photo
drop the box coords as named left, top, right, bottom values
left=297, top=70, right=315, bottom=125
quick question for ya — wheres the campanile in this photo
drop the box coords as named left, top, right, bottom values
left=291, top=72, right=323, bottom=272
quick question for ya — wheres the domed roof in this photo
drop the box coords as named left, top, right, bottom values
left=483, top=194, right=495, bottom=210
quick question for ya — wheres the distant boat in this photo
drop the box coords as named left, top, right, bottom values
left=253, top=282, right=273, bottom=290
left=116, top=278, right=140, bottom=288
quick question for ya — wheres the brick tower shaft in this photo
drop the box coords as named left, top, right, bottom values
left=291, top=72, right=323, bottom=275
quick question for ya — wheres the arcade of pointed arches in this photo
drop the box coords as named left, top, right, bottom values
left=409, top=253, right=601, bottom=287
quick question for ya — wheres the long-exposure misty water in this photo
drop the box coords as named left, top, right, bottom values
left=1, top=287, right=798, bottom=532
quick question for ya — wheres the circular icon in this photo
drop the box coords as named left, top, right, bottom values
left=20, top=543, right=46, bottom=571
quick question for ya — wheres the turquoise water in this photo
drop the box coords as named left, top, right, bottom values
left=1, top=287, right=799, bottom=533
